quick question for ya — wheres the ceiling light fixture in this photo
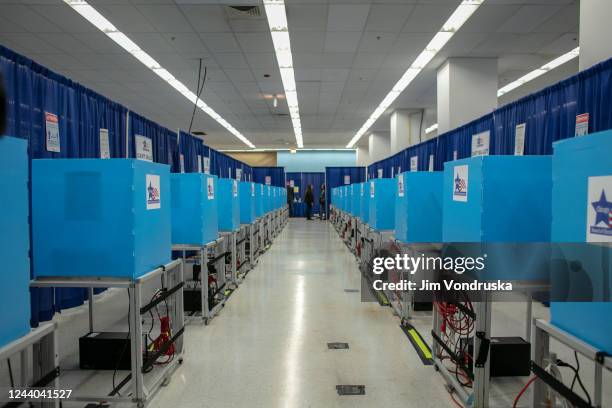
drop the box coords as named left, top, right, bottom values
left=425, top=123, right=439, bottom=134
left=263, top=0, right=303, bottom=148
left=63, top=0, right=255, bottom=148
left=273, top=95, right=278, bottom=108
left=497, top=47, right=580, bottom=97
left=346, top=0, right=484, bottom=148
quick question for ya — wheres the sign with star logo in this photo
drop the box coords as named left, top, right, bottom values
left=452, top=165, right=468, bottom=202
left=586, top=175, right=612, bottom=242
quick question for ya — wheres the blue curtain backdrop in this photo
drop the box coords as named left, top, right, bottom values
left=0, top=44, right=257, bottom=326
left=286, top=172, right=325, bottom=216
left=253, top=166, right=286, bottom=187
left=368, top=57, right=612, bottom=176
left=325, top=167, right=366, bottom=217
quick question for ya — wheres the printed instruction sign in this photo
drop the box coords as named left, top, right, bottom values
left=203, top=156, right=210, bottom=174
left=146, top=174, right=161, bottom=210
left=135, top=135, right=153, bottom=162
left=514, top=123, right=526, bottom=155
left=265, top=176, right=271, bottom=186
left=197, top=155, right=202, bottom=172
left=99, top=128, right=110, bottom=159
left=453, top=150, right=458, bottom=161
left=232, top=180, right=238, bottom=197
left=360, top=183, right=364, bottom=196
left=398, top=175, right=404, bottom=197
left=236, top=168, right=242, bottom=181
left=207, top=177, right=215, bottom=200
left=289, top=180, right=294, bottom=187
left=251, top=182, right=255, bottom=197
left=586, top=175, right=612, bottom=242
left=45, top=112, right=60, bottom=153
left=471, top=131, right=490, bottom=156
left=370, top=181, right=375, bottom=198
left=410, top=156, right=418, bottom=172
left=428, top=154, right=434, bottom=172
left=452, top=165, right=468, bottom=202
left=575, top=113, right=590, bottom=137
left=180, top=154, right=185, bottom=173
left=377, top=168, right=383, bottom=178
left=344, top=175, right=350, bottom=185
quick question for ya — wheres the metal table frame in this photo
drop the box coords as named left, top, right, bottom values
left=532, top=319, right=611, bottom=408
left=0, top=323, right=58, bottom=408
left=30, top=259, right=184, bottom=407
left=173, top=239, right=226, bottom=324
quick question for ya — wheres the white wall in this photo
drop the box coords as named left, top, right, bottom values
left=580, top=0, right=612, bottom=71
left=356, top=146, right=370, bottom=167
left=368, top=132, right=390, bottom=163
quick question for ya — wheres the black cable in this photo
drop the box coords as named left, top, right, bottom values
left=7, top=358, right=14, bottom=388
left=111, top=289, right=131, bottom=397
left=188, top=59, right=208, bottom=134
left=556, top=355, right=592, bottom=406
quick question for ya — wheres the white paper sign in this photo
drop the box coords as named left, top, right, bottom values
left=135, top=135, right=153, bottom=162
left=410, top=156, right=418, bottom=172
left=265, top=176, right=271, bottom=186
left=471, top=131, right=490, bottom=157
left=398, top=175, right=404, bottom=197
left=453, top=150, right=458, bottom=160
left=267, top=185, right=271, bottom=196
left=232, top=180, right=238, bottom=197
left=180, top=154, right=185, bottom=173
left=146, top=174, right=161, bottom=210
left=236, top=168, right=242, bottom=181
left=398, top=166, right=401, bottom=174
left=360, top=183, right=364, bottom=197
left=575, top=113, right=590, bottom=137
left=197, top=155, right=202, bottom=172
left=452, top=165, right=468, bottom=202
left=377, top=168, right=383, bottom=178
left=207, top=177, right=215, bottom=200
left=289, top=180, right=294, bottom=187
left=203, top=156, right=210, bottom=174
left=428, top=154, right=434, bottom=172
left=228, top=167, right=232, bottom=178
left=260, top=184, right=264, bottom=195
left=344, top=175, right=350, bottom=185
left=586, top=175, right=612, bottom=242
left=370, top=181, right=375, bottom=198
left=514, top=123, right=526, bottom=156
left=45, top=112, right=60, bottom=153
left=251, top=182, right=255, bottom=197
left=391, top=167, right=394, bottom=178
left=99, top=128, right=110, bottom=159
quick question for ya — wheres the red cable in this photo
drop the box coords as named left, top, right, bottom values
left=448, top=390, right=465, bottom=408
left=512, top=376, right=537, bottom=408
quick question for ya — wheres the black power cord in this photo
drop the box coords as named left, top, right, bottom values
left=111, top=289, right=131, bottom=397
left=556, top=353, right=592, bottom=406
left=188, top=59, right=208, bottom=134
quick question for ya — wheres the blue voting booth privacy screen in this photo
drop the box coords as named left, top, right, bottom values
left=550, top=130, right=612, bottom=354
left=217, top=178, right=240, bottom=232
left=359, top=182, right=370, bottom=224
left=171, top=173, right=218, bottom=245
left=32, top=159, right=171, bottom=279
left=239, top=181, right=256, bottom=224
left=0, top=137, right=32, bottom=347
left=395, top=172, right=443, bottom=243
left=368, top=178, right=396, bottom=231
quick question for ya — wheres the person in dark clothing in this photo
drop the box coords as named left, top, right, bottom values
left=0, top=72, right=6, bottom=135
left=287, top=186, right=294, bottom=217
left=319, top=183, right=326, bottom=220
left=304, top=184, right=314, bottom=220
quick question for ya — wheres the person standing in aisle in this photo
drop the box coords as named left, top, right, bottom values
left=304, top=185, right=314, bottom=220
left=319, top=183, right=326, bottom=220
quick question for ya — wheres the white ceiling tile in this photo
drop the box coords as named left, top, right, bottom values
left=295, top=68, right=321, bottom=81
left=133, top=33, right=176, bottom=53
left=135, top=5, right=193, bottom=33
left=224, top=69, right=256, bottom=83
left=163, top=33, right=207, bottom=54
left=286, top=4, right=328, bottom=32
left=0, top=4, right=62, bottom=33
left=347, top=68, right=378, bottom=82
left=364, top=4, right=414, bottom=32
left=291, top=31, right=326, bottom=53
left=179, top=5, right=232, bottom=32
left=235, top=32, right=275, bottom=53
left=390, top=32, right=432, bottom=55
left=320, top=68, right=349, bottom=82
left=228, top=18, right=269, bottom=33
left=460, top=4, right=522, bottom=33
left=497, top=5, right=564, bottom=34
left=358, top=31, right=397, bottom=53
left=325, top=31, right=361, bottom=53
left=402, top=4, right=456, bottom=33
left=534, top=1, right=579, bottom=33
left=352, top=52, right=385, bottom=69
left=35, top=33, right=92, bottom=54
left=244, top=52, right=277, bottom=69
left=213, top=53, right=250, bottom=69
left=327, top=4, right=370, bottom=31
left=94, top=4, right=157, bottom=33
left=537, top=33, right=578, bottom=55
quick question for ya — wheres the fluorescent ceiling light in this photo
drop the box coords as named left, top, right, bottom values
left=264, top=0, right=303, bottom=148
left=346, top=0, right=484, bottom=148
left=497, top=47, right=580, bottom=97
left=63, top=0, right=255, bottom=148
left=425, top=123, right=439, bottom=134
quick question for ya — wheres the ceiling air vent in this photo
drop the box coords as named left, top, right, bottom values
left=226, top=6, right=262, bottom=18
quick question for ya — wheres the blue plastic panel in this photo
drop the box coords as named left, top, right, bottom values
left=395, top=172, right=443, bottom=243
left=170, top=173, right=218, bottom=245
left=33, top=159, right=171, bottom=279
left=217, top=178, right=240, bottom=232
left=350, top=183, right=360, bottom=217
left=239, top=181, right=256, bottom=224
left=368, top=178, right=396, bottom=231
left=0, top=137, right=31, bottom=347
left=359, top=182, right=370, bottom=224
left=255, top=183, right=264, bottom=217
left=550, top=130, right=612, bottom=353
left=443, top=156, right=551, bottom=242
